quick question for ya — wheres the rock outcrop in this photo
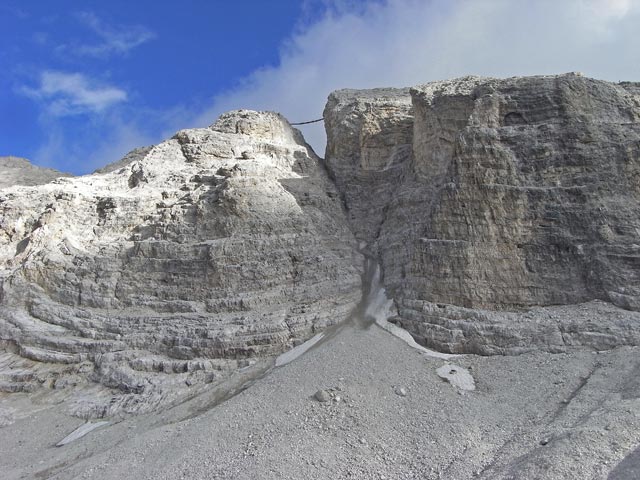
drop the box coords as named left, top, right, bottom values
left=0, top=156, right=71, bottom=188
left=324, top=74, right=640, bottom=354
left=2, top=74, right=640, bottom=415
left=93, top=146, right=154, bottom=175
left=3, top=74, right=640, bottom=480
left=0, top=111, right=362, bottom=414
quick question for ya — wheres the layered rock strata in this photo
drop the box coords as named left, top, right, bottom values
left=2, top=73, right=640, bottom=415
left=0, top=111, right=362, bottom=413
left=325, top=74, right=640, bottom=354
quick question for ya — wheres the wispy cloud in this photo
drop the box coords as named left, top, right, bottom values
left=59, top=11, right=155, bottom=58
left=0, top=4, right=28, bottom=19
left=20, top=71, right=127, bottom=116
left=588, top=0, right=634, bottom=18
left=32, top=31, right=49, bottom=46
left=192, top=0, right=640, bottom=154
left=33, top=115, right=155, bottom=173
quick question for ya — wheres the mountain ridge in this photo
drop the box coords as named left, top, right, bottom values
left=1, top=73, right=639, bottom=411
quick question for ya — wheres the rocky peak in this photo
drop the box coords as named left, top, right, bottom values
left=210, top=110, right=304, bottom=145
left=0, top=111, right=362, bottom=414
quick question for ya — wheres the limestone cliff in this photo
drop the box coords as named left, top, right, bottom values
left=324, top=73, right=640, bottom=354
left=2, top=74, right=640, bottom=415
left=0, top=111, right=362, bottom=413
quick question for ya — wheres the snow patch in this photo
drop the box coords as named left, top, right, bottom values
left=275, top=332, right=325, bottom=367
left=365, top=263, right=455, bottom=360
left=56, top=421, right=109, bottom=447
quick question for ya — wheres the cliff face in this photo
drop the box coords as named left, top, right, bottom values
left=0, top=111, right=362, bottom=412
left=3, top=76, right=640, bottom=478
left=324, top=88, right=413, bottom=245
left=324, top=74, right=640, bottom=354
left=2, top=74, right=640, bottom=413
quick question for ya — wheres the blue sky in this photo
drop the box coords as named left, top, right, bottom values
left=2, top=0, right=640, bottom=174
left=1, top=0, right=325, bottom=173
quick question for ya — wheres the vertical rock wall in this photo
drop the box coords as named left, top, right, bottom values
left=324, top=74, right=640, bottom=354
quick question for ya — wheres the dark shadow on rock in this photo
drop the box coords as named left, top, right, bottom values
left=609, top=445, right=640, bottom=480
left=621, top=363, right=640, bottom=400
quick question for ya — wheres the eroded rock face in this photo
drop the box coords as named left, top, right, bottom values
left=324, top=74, right=640, bottom=354
left=93, top=146, right=154, bottom=175
left=3, top=74, right=640, bottom=416
left=0, top=156, right=71, bottom=188
left=324, top=88, right=413, bottom=245
left=0, top=111, right=362, bottom=414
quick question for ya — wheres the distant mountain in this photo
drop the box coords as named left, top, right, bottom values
left=0, top=156, right=71, bottom=188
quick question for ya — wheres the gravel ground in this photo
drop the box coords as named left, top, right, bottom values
left=1, top=321, right=640, bottom=479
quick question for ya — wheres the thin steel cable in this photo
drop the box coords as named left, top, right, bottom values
left=290, top=118, right=324, bottom=126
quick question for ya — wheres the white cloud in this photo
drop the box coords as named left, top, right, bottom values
left=192, top=0, right=640, bottom=155
left=21, top=71, right=127, bottom=116
left=22, top=0, right=640, bottom=174
left=60, top=11, right=155, bottom=58
left=589, top=0, right=634, bottom=18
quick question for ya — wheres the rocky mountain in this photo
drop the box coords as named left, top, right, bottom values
left=2, top=73, right=640, bottom=479
left=1, top=73, right=640, bottom=417
left=0, top=111, right=362, bottom=415
left=0, top=156, right=71, bottom=188
left=325, top=73, right=640, bottom=354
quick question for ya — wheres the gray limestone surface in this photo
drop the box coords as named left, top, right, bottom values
left=0, top=111, right=362, bottom=415
left=1, top=74, right=640, bottom=480
left=1, top=322, right=638, bottom=480
left=324, top=73, right=640, bottom=354
left=93, top=146, right=154, bottom=174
